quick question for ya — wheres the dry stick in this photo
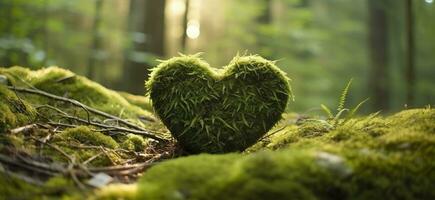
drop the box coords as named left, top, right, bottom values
left=9, top=124, right=38, bottom=134
left=82, top=152, right=104, bottom=165
left=10, top=87, right=138, bottom=130
left=68, top=162, right=86, bottom=190
left=31, top=137, right=75, bottom=163
left=44, top=107, right=164, bottom=141
left=64, top=143, right=141, bottom=160
left=31, top=137, right=92, bottom=189
left=47, top=121, right=77, bottom=128
left=100, top=146, right=116, bottom=166
left=0, top=154, right=62, bottom=175
left=88, top=153, right=165, bottom=174
left=0, top=165, right=45, bottom=186
left=259, top=125, right=287, bottom=141
left=10, top=86, right=167, bottom=142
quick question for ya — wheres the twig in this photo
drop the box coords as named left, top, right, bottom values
left=47, top=113, right=165, bottom=142
left=47, top=122, right=77, bottom=128
left=0, top=154, right=63, bottom=175
left=9, top=124, right=38, bottom=134
left=68, top=163, right=86, bottom=190
left=82, top=152, right=104, bottom=165
left=259, top=125, right=288, bottom=141
left=12, top=87, right=168, bottom=142
left=31, top=137, right=75, bottom=163
left=9, top=86, right=145, bottom=131
left=88, top=153, right=166, bottom=173
left=0, top=165, right=45, bottom=186
left=100, top=147, right=116, bottom=165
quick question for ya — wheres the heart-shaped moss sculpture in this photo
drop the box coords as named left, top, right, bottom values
left=146, top=55, right=292, bottom=153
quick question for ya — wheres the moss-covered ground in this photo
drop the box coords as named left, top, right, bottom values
left=0, top=66, right=434, bottom=200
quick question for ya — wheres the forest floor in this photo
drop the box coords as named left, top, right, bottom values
left=0, top=66, right=434, bottom=200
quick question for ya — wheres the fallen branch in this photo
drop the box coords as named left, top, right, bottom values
left=9, top=86, right=145, bottom=132
left=10, top=86, right=168, bottom=142
left=9, top=124, right=38, bottom=134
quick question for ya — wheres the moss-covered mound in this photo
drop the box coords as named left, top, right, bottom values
left=133, top=108, right=434, bottom=200
left=0, top=85, right=36, bottom=132
left=147, top=55, right=292, bottom=153
left=118, top=91, right=153, bottom=112
left=0, top=66, right=172, bottom=199
left=1, top=64, right=434, bottom=200
left=0, top=66, right=155, bottom=123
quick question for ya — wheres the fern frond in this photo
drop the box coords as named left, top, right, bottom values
left=320, top=104, right=334, bottom=118
left=333, top=108, right=349, bottom=126
left=337, top=78, right=353, bottom=111
left=347, top=98, right=369, bottom=118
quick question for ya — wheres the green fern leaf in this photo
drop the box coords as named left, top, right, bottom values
left=337, top=78, right=353, bottom=111
left=348, top=98, right=369, bottom=118
left=321, top=104, right=334, bottom=118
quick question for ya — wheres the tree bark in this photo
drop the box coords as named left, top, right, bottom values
left=122, top=0, right=166, bottom=94
left=368, top=0, right=390, bottom=111
left=404, top=0, right=415, bottom=106
left=181, top=0, right=190, bottom=52
left=87, top=0, right=104, bottom=80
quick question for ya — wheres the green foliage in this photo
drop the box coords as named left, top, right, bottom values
left=138, top=153, right=241, bottom=200
left=89, top=184, right=138, bottom=200
left=0, top=173, right=80, bottom=200
left=132, top=108, right=435, bottom=200
left=0, top=172, right=41, bottom=199
left=118, top=91, right=153, bottom=112
left=121, top=134, right=148, bottom=152
left=48, top=126, right=122, bottom=166
left=56, top=126, right=119, bottom=149
left=320, top=79, right=368, bottom=127
left=337, top=78, right=353, bottom=111
left=0, top=85, right=36, bottom=132
left=146, top=54, right=291, bottom=153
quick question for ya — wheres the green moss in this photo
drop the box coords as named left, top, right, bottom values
left=118, top=91, right=153, bottom=112
left=56, top=126, right=119, bottom=149
left=138, top=153, right=241, bottom=200
left=121, top=134, right=149, bottom=152
left=0, top=66, right=155, bottom=126
left=146, top=55, right=292, bottom=153
left=388, top=108, right=435, bottom=133
left=0, top=171, right=41, bottom=199
left=136, top=150, right=347, bottom=200
left=89, top=184, right=138, bottom=200
left=0, top=172, right=84, bottom=200
left=130, top=108, right=435, bottom=200
left=46, top=126, right=122, bottom=166
left=43, top=175, right=81, bottom=198
left=0, top=85, right=36, bottom=132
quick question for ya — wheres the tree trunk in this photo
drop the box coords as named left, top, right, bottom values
left=87, top=0, right=104, bottom=80
left=122, top=0, right=166, bottom=94
left=257, top=0, right=271, bottom=24
left=404, top=0, right=415, bottom=106
left=368, top=0, right=390, bottom=111
left=181, top=0, right=190, bottom=52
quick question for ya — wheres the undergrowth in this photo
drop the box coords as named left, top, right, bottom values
left=0, top=65, right=434, bottom=200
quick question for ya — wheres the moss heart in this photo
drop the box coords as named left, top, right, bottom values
left=146, top=55, right=292, bottom=153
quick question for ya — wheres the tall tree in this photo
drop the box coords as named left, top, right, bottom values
left=368, top=0, right=390, bottom=111
left=122, top=0, right=166, bottom=94
left=181, top=0, right=190, bottom=52
left=88, top=0, right=104, bottom=80
left=404, top=0, right=415, bottom=106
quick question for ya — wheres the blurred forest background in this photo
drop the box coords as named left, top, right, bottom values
left=0, top=0, right=434, bottom=113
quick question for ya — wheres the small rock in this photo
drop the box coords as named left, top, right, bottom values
left=87, top=172, right=113, bottom=188
left=0, top=75, right=7, bottom=85
left=316, top=151, right=353, bottom=178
